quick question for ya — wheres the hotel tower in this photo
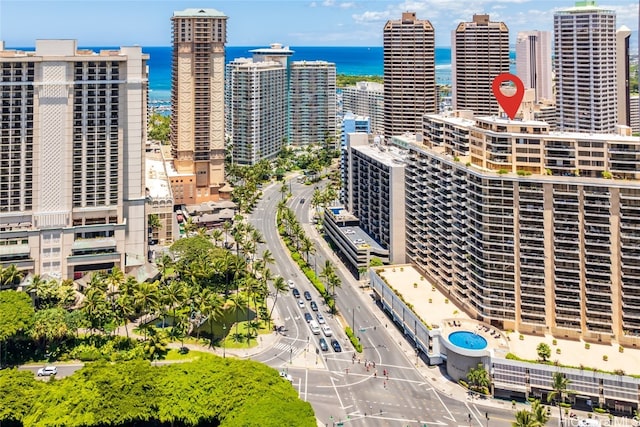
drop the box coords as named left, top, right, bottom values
left=554, top=1, right=617, bottom=133
left=170, top=8, right=228, bottom=204
left=0, top=40, right=148, bottom=280
left=451, top=14, right=510, bottom=116
left=383, top=12, right=436, bottom=139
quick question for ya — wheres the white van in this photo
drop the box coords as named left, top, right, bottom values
left=309, top=320, right=321, bottom=335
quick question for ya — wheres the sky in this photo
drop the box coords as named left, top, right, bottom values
left=0, top=0, right=637, bottom=48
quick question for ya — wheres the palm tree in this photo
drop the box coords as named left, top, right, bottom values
left=134, top=281, right=160, bottom=339
left=222, top=221, right=233, bottom=248
left=300, top=236, right=315, bottom=264
left=268, top=276, right=288, bottom=330
left=531, top=400, right=549, bottom=426
left=162, top=280, right=187, bottom=329
left=144, top=325, right=168, bottom=361
left=1, top=264, right=23, bottom=288
left=197, top=288, right=223, bottom=347
left=513, top=410, right=540, bottom=427
left=548, top=372, right=570, bottom=427
left=26, top=274, right=47, bottom=309
left=211, top=229, right=224, bottom=247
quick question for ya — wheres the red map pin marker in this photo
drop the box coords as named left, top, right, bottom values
left=492, top=73, right=525, bottom=120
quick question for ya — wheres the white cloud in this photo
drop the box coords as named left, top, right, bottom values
left=322, top=0, right=336, bottom=6
left=340, top=2, right=357, bottom=9
left=309, top=1, right=318, bottom=7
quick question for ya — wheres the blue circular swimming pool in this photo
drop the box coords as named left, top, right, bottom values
left=448, top=331, right=488, bottom=350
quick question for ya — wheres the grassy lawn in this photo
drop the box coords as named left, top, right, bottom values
left=164, top=349, right=213, bottom=361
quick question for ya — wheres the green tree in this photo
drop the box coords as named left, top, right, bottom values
left=466, top=363, right=491, bottom=393
left=537, top=343, right=551, bottom=362
left=268, top=276, right=288, bottom=331
left=0, top=264, right=23, bottom=288
left=548, top=372, right=571, bottom=427
left=143, top=325, right=168, bottom=361
left=29, top=308, right=73, bottom=355
left=0, top=290, right=34, bottom=367
left=147, top=112, right=170, bottom=143
left=531, top=399, right=549, bottom=426
left=513, top=409, right=540, bottom=427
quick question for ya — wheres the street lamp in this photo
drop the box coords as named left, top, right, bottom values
left=222, top=323, right=226, bottom=358
left=485, top=412, right=490, bottom=427
left=289, top=347, right=293, bottom=364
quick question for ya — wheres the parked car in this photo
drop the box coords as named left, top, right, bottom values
left=303, top=291, right=312, bottom=301
left=331, top=339, right=342, bottom=352
left=319, top=338, right=329, bottom=352
left=321, top=325, right=333, bottom=337
left=298, top=299, right=305, bottom=308
left=37, top=366, right=57, bottom=377
left=304, top=312, right=313, bottom=323
left=310, top=301, right=318, bottom=311
left=292, top=288, right=300, bottom=298
left=316, top=313, right=326, bottom=324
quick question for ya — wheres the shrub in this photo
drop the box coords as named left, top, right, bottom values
left=619, top=345, right=624, bottom=353
left=594, top=408, right=608, bottom=414
left=585, top=343, right=590, bottom=349
left=459, top=379, right=469, bottom=388
left=414, top=283, right=418, bottom=288
left=556, top=348, right=561, bottom=354
left=466, top=162, right=472, bottom=167
left=345, top=327, right=362, bottom=353
left=519, top=334, right=524, bottom=340
left=552, top=339, right=557, bottom=346
left=70, top=344, right=102, bottom=361
left=603, top=355, right=608, bottom=361
left=444, top=298, right=449, bottom=304
left=560, top=402, right=572, bottom=408
left=497, top=169, right=508, bottom=174
left=428, top=298, right=433, bottom=303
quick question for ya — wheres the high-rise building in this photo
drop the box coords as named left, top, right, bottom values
left=170, top=8, right=227, bottom=204
left=383, top=12, right=436, bottom=139
left=451, top=14, right=510, bottom=116
left=225, top=58, right=287, bottom=165
left=0, top=40, right=148, bottom=280
left=289, top=61, right=337, bottom=146
left=554, top=1, right=617, bottom=133
left=399, top=112, right=640, bottom=346
left=341, top=81, right=384, bottom=136
left=631, top=95, right=640, bottom=133
left=515, top=31, right=553, bottom=103
left=341, top=112, right=370, bottom=148
left=617, top=25, right=632, bottom=128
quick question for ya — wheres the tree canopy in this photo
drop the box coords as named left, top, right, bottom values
left=0, top=357, right=316, bottom=427
left=0, top=290, right=34, bottom=341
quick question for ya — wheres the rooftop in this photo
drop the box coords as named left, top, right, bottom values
left=172, top=8, right=227, bottom=18
left=376, top=264, right=640, bottom=375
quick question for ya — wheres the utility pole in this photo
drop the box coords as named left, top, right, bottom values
left=485, top=412, right=489, bottom=427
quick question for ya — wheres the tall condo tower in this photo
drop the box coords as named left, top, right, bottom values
left=554, top=1, right=617, bottom=133
left=515, top=31, right=553, bottom=103
left=616, top=25, right=631, bottom=128
left=289, top=61, right=337, bottom=146
left=383, top=12, right=436, bottom=139
left=452, top=14, right=510, bottom=116
left=0, top=40, right=148, bottom=280
left=170, top=8, right=227, bottom=204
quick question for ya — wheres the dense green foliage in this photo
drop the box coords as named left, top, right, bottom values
left=0, top=291, right=34, bottom=341
left=0, top=358, right=315, bottom=427
left=148, top=113, right=170, bottom=143
left=336, top=74, right=382, bottom=87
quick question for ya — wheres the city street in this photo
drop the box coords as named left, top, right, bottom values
left=247, top=177, right=520, bottom=427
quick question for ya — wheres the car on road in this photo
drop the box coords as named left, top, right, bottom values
left=304, top=312, right=313, bottom=323
left=279, top=371, right=293, bottom=383
left=321, top=325, right=333, bottom=337
left=316, top=313, right=325, bottom=324
left=303, top=291, right=312, bottom=301
left=287, top=280, right=295, bottom=289
left=331, top=339, right=342, bottom=352
left=37, top=366, right=57, bottom=377
left=292, top=288, right=300, bottom=298
left=319, top=338, right=329, bottom=352
left=298, top=299, right=305, bottom=308
left=300, top=198, right=305, bottom=204
left=310, top=301, right=318, bottom=311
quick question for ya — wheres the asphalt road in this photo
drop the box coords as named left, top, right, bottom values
left=247, top=178, right=520, bottom=427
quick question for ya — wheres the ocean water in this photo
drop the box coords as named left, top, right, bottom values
left=143, top=46, right=515, bottom=104
left=144, top=46, right=455, bottom=103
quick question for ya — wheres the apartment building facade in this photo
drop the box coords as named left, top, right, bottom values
left=396, top=114, right=640, bottom=347
left=383, top=12, right=436, bottom=139
left=0, top=40, right=148, bottom=280
left=225, top=58, right=287, bottom=165
left=170, top=8, right=227, bottom=204
left=451, top=14, right=510, bottom=117
left=341, top=81, right=384, bottom=136
left=289, top=61, right=337, bottom=146
left=515, top=31, right=553, bottom=103
left=342, top=133, right=406, bottom=265
left=554, top=1, right=617, bottom=133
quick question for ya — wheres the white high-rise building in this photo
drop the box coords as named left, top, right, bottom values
left=225, top=58, right=287, bottom=165
left=0, top=40, right=148, bottom=280
left=554, top=1, right=617, bottom=133
left=342, top=81, right=384, bottom=136
left=289, top=61, right=337, bottom=146
left=516, top=31, right=553, bottom=103
left=617, top=25, right=632, bottom=128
